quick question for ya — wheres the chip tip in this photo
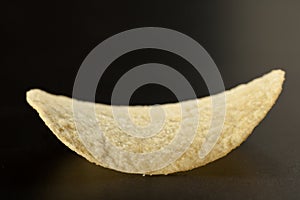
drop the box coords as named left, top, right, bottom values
left=26, top=88, right=40, bottom=96
left=26, top=89, right=47, bottom=107
left=263, top=69, right=285, bottom=85
left=271, top=69, right=285, bottom=79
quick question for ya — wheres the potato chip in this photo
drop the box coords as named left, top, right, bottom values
left=26, top=70, right=285, bottom=175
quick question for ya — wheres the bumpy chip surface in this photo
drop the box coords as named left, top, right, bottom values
left=26, top=70, right=285, bottom=175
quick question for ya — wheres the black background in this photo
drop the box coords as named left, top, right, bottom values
left=1, top=0, right=300, bottom=199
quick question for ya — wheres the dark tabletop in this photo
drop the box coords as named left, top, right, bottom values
left=1, top=1, right=300, bottom=199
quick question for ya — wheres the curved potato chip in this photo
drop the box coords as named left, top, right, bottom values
left=26, top=70, right=285, bottom=175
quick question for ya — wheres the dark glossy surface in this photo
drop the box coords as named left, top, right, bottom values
left=1, top=1, right=300, bottom=199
